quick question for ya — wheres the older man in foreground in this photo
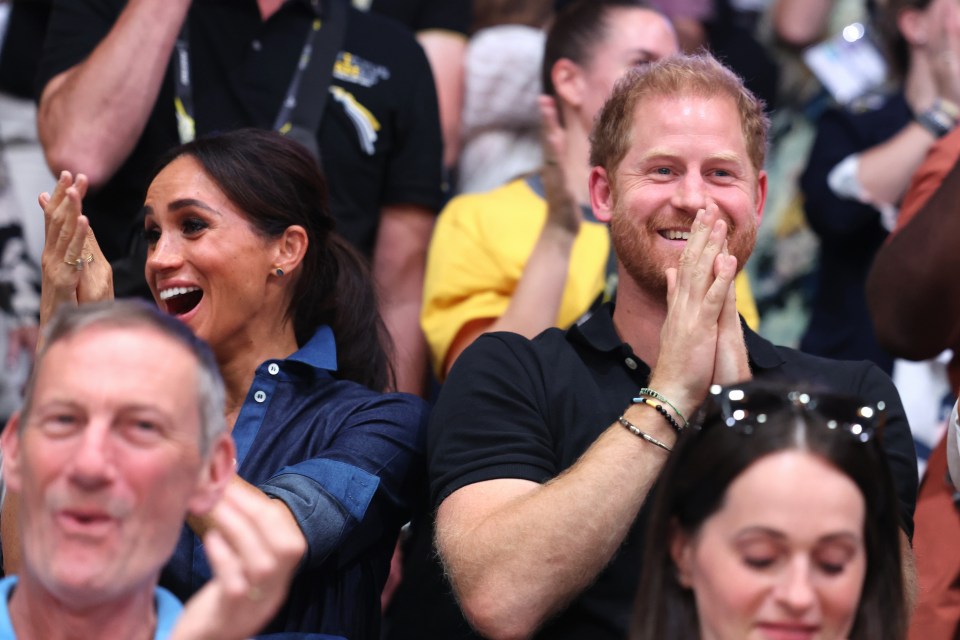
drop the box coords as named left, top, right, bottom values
left=0, top=300, right=303, bottom=639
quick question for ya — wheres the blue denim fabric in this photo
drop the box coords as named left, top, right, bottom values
left=160, top=326, right=428, bottom=639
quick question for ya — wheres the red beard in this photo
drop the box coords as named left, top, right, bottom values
left=609, top=199, right=757, bottom=299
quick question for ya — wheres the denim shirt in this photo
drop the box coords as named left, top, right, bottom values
left=160, top=326, right=428, bottom=639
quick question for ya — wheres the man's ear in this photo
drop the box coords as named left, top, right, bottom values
left=274, top=225, right=308, bottom=277
left=754, top=169, right=768, bottom=225
left=590, top=166, right=614, bottom=223
left=2, top=414, right=23, bottom=494
left=187, top=434, right=236, bottom=516
left=669, top=521, right=694, bottom=588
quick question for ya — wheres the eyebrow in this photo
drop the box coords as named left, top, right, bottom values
left=639, top=148, right=745, bottom=166
left=631, top=48, right=660, bottom=61
left=141, top=198, right=221, bottom=218
left=735, top=526, right=861, bottom=544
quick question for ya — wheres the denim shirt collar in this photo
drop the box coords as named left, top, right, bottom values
left=287, top=324, right=338, bottom=371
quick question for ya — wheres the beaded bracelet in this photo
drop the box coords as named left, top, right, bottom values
left=634, top=397, right=683, bottom=434
left=635, top=387, right=688, bottom=427
left=618, top=415, right=672, bottom=452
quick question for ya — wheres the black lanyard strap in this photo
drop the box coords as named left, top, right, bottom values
left=172, top=0, right=348, bottom=162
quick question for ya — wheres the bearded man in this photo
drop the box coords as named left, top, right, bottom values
left=426, top=53, right=919, bottom=640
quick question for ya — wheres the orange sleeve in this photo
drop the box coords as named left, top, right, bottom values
left=896, top=127, right=960, bottom=233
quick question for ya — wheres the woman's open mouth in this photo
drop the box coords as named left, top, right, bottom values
left=159, top=286, right=203, bottom=316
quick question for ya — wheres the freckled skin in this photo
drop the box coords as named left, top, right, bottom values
left=606, top=93, right=766, bottom=298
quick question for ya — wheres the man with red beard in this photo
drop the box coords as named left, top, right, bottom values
left=427, top=54, right=919, bottom=640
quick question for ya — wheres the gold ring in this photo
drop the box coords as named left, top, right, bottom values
left=64, top=254, right=93, bottom=271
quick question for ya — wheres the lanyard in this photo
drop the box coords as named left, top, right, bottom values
left=172, top=3, right=325, bottom=150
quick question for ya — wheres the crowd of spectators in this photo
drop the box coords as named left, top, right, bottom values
left=1, top=0, right=959, bottom=638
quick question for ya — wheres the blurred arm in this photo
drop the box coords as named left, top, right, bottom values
left=417, top=30, right=466, bottom=170
left=374, top=204, right=434, bottom=396
left=38, top=0, right=190, bottom=188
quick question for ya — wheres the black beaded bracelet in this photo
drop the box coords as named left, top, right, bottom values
left=634, top=387, right=689, bottom=427
left=635, top=396, right=683, bottom=434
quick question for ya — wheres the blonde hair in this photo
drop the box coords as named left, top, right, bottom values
left=589, top=53, right=770, bottom=178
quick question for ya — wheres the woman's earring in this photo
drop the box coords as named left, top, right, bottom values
left=275, top=267, right=284, bottom=277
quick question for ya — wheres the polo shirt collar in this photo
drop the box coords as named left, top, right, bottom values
left=570, top=301, right=786, bottom=371
left=743, top=322, right=785, bottom=371
left=286, top=324, right=339, bottom=371
left=568, top=303, right=623, bottom=354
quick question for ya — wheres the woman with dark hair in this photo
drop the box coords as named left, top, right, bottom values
left=632, top=381, right=907, bottom=640
left=29, top=128, right=427, bottom=639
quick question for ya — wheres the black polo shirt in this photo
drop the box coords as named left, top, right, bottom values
left=39, top=0, right=443, bottom=266
left=424, top=302, right=918, bottom=640
left=358, top=0, right=471, bottom=34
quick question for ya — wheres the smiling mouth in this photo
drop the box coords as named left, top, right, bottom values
left=159, top=286, right=203, bottom=316
left=660, top=230, right=691, bottom=240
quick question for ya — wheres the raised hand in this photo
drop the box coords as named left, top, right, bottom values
left=171, top=482, right=305, bottom=640
left=928, top=0, right=960, bottom=107
left=539, top=95, right=580, bottom=236
left=41, top=171, right=113, bottom=309
left=38, top=171, right=88, bottom=332
left=648, top=204, right=738, bottom=416
left=712, top=240, right=751, bottom=385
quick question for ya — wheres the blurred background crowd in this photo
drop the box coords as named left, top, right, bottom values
left=3, top=0, right=960, bottom=637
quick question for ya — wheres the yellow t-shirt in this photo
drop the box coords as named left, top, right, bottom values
left=421, top=178, right=759, bottom=378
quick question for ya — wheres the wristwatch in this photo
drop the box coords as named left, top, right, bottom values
left=916, top=98, right=960, bottom=138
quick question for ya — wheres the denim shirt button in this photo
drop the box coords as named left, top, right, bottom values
left=268, top=363, right=280, bottom=375
left=254, top=390, right=267, bottom=403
